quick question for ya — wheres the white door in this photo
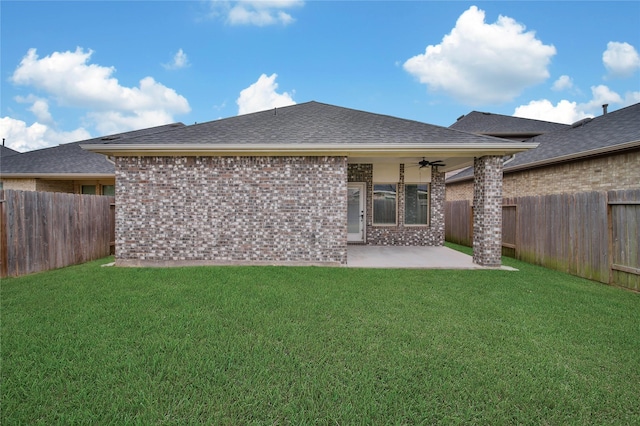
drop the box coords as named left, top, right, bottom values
left=347, top=183, right=366, bottom=242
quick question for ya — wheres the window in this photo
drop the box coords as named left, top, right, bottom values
left=405, top=184, right=429, bottom=225
left=102, top=185, right=115, bottom=196
left=81, top=185, right=96, bottom=195
left=373, top=184, right=396, bottom=225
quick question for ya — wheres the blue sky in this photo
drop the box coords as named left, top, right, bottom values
left=2, top=1, right=639, bottom=152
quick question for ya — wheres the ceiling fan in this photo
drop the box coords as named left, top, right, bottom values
left=417, top=157, right=446, bottom=168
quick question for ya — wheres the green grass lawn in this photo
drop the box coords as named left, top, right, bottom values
left=2, top=245, right=639, bottom=424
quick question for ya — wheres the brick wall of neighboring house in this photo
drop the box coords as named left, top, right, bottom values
left=445, top=179, right=474, bottom=202
left=35, top=180, right=75, bottom=193
left=347, top=163, right=445, bottom=246
left=115, top=156, right=348, bottom=266
left=1, top=178, right=36, bottom=191
left=446, top=150, right=640, bottom=201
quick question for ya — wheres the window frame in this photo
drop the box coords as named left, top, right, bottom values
left=81, top=185, right=97, bottom=195
left=372, top=183, right=398, bottom=226
left=404, top=183, right=430, bottom=226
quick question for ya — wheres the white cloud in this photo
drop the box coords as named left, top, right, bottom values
left=210, top=1, right=303, bottom=26
left=513, top=99, right=591, bottom=124
left=624, top=91, right=640, bottom=105
left=12, top=48, right=190, bottom=115
left=6, top=48, right=190, bottom=148
left=0, top=116, right=91, bottom=153
left=581, top=85, right=623, bottom=112
left=15, top=95, right=54, bottom=124
left=513, top=85, right=634, bottom=124
left=403, top=6, right=556, bottom=105
left=603, top=41, right=640, bottom=78
left=236, top=73, right=295, bottom=115
left=552, top=75, right=573, bottom=91
left=163, top=48, right=190, bottom=70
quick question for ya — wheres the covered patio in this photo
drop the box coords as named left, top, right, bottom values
left=347, top=245, right=517, bottom=270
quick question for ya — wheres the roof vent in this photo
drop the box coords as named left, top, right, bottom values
left=100, top=136, right=121, bottom=141
left=456, top=114, right=465, bottom=121
left=602, top=104, right=608, bottom=115
left=570, top=117, right=592, bottom=128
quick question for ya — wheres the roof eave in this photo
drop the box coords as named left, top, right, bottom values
left=0, top=173, right=115, bottom=180
left=80, top=142, right=539, bottom=158
left=504, top=140, right=640, bottom=174
left=446, top=140, right=640, bottom=184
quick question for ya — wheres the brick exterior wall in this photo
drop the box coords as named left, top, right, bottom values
left=1, top=178, right=36, bottom=191
left=446, top=179, right=474, bottom=201
left=115, top=156, right=348, bottom=266
left=347, top=163, right=445, bottom=246
left=36, top=180, right=75, bottom=193
left=447, top=150, right=640, bottom=201
left=472, top=156, right=503, bottom=267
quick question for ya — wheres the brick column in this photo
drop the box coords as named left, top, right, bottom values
left=472, top=156, right=503, bottom=266
left=431, top=167, right=445, bottom=245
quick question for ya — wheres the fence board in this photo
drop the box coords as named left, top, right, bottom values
left=501, top=205, right=516, bottom=258
left=609, top=189, right=640, bottom=291
left=447, top=189, right=639, bottom=289
left=445, top=200, right=472, bottom=246
left=0, top=190, right=115, bottom=278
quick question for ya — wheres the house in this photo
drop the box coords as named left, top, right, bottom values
left=0, top=123, right=184, bottom=194
left=0, top=145, right=21, bottom=190
left=450, top=111, right=569, bottom=141
left=82, top=101, right=537, bottom=268
left=446, top=103, right=640, bottom=200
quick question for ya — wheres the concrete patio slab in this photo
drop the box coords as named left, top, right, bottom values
left=347, top=245, right=517, bottom=270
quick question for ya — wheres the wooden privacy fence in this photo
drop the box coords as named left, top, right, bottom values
left=445, top=189, right=639, bottom=291
left=444, top=200, right=473, bottom=247
left=0, top=190, right=115, bottom=278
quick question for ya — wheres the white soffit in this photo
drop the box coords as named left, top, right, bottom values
left=373, top=163, right=399, bottom=182
left=404, top=166, right=431, bottom=183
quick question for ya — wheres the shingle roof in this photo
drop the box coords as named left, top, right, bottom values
left=447, top=103, right=640, bottom=182
left=1, top=145, right=20, bottom=159
left=91, top=101, right=517, bottom=146
left=450, top=111, right=569, bottom=136
left=1, top=123, right=184, bottom=175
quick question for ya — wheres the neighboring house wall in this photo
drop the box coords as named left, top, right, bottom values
left=0, top=178, right=115, bottom=194
left=347, top=164, right=444, bottom=245
left=115, top=156, right=348, bottom=266
left=446, top=179, right=474, bottom=202
left=35, top=180, right=75, bottom=193
left=447, top=149, right=640, bottom=201
left=1, top=178, right=36, bottom=191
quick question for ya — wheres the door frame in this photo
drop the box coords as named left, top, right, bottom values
left=347, top=182, right=366, bottom=243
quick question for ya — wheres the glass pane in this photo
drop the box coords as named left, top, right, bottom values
left=81, top=185, right=96, bottom=195
left=348, top=188, right=360, bottom=233
left=405, top=184, right=428, bottom=225
left=102, top=185, right=115, bottom=196
left=373, top=184, right=396, bottom=224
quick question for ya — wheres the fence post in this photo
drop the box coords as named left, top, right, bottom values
left=0, top=190, right=7, bottom=278
left=606, top=191, right=613, bottom=285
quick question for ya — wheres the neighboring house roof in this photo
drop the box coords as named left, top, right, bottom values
left=450, top=111, right=570, bottom=139
left=447, top=102, right=640, bottom=183
left=83, top=101, right=538, bottom=172
left=1, top=123, right=185, bottom=178
left=1, top=145, right=20, bottom=159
